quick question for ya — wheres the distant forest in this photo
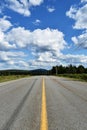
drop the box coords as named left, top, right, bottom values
left=0, top=64, right=87, bottom=76
left=51, top=65, right=87, bottom=75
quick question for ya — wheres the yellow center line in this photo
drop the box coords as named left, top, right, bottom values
left=40, top=77, right=48, bottom=130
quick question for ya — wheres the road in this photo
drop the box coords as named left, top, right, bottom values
left=0, top=76, right=87, bottom=130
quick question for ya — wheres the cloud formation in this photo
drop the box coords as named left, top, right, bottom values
left=81, top=0, right=87, bottom=3
left=0, top=14, right=87, bottom=69
left=0, top=17, right=16, bottom=51
left=6, top=27, right=67, bottom=53
left=33, top=19, right=41, bottom=26
left=0, top=16, right=67, bottom=69
left=0, top=16, right=12, bottom=32
left=66, top=4, right=87, bottom=30
left=66, top=0, right=87, bottom=49
left=47, top=7, right=55, bottom=12
left=0, top=51, right=28, bottom=69
left=72, top=31, right=87, bottom=49
left=29, top=0, right=43, bottom=6
left=1, top=0, right=44, bottom=17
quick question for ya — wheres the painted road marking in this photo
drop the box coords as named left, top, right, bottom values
left=40, top=78, right=48, bottom=130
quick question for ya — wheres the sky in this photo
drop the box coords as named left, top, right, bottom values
left=0, top=0, right=87, bottom=70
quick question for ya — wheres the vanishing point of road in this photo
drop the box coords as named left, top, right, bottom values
left=0, top=76, right=87, bottom=130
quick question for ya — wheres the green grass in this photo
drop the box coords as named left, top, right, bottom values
left=0, top=75, right=30, bottom=83
left=58, top=74, right=87, bottom=82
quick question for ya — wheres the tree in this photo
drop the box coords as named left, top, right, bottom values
left=77, top=65, right=85, bottom=73
left=51, top=66, right=56, bottom=75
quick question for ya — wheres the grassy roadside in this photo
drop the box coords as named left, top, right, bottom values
left=0, top=75, right=30, bottom=83
left=58, top=74, right=87, bottom=82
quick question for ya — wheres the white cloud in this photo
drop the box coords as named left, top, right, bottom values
left=32, top=28, right=66, bottom=52
left=0, top=51, right=25, bottom=59
left=66, top=3, right=87, bottom=29
left=38, top=52, right=54, bottom=62
left=0, top=17, right=66, bottom=53
left=0, top=16, right=87, bottom=69
left=62, top=54, right=87, bottom=66
left=2, top=0, right=44, bottom=17
left=0, top=16, right=12, bottom=32
left=66, top=1, right=87, bottom=50
left=0, top=41, right=16, bottom=51
left=28, top=53, right=87, bottom=69
left=66, top=6, right=77, bottom=19
left=0, top=52, right=9, bottom=62
left=7, top=0, right=31, bottom=16
left=0, top=51, right=28, bottom=69
left=72, top=32, right=87, bottom=48
left=18, top=60, right=29, bottom=67
left=0, top=49, right=87, bottom=69
left=0, top=17, right=16, bottom=51
left=47, top=7, right=55, bottom=12
left=0, top=24, right=68, bottom=69
left=6, top=27, right=32, bottom=48
left=81, top=0, right=87, bottom=3
left=6, top=27, right=67, bottom=53
left=29, top=0, right=43, bottom=6
left=33, top=19, right=41, bottom=25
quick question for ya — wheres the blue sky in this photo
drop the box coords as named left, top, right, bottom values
left=0, top=0, right=87, bottom=70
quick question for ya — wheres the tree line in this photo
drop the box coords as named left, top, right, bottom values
left=50, top=64, right=87, bottom=75
left=0, top=70, right=30, bottom=76
left=0, top=69, right=48, bottom=76
left=0, top=65, right=87, bottom=76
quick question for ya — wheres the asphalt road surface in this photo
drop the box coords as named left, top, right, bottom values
left=0, top=76, right=87, bottom=130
